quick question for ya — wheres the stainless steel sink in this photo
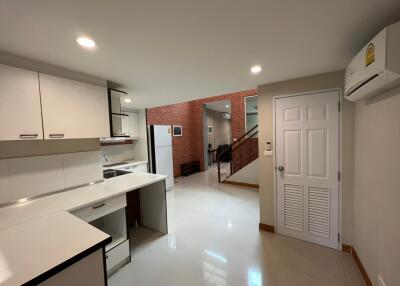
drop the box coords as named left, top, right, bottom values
left=103, top=162, right=129, bottom=167
left=103, top=169, right=131, bottom=179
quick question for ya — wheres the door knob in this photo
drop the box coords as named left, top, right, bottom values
left=277, top=166, right=285, bottom=172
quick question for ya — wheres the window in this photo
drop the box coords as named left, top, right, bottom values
left=245, top=95, right=258, bottom=136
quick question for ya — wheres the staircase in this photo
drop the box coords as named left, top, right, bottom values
left=216, top=125, right=258, bottom=183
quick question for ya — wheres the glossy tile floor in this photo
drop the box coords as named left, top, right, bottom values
left=109, top=171, right=365, bottom=286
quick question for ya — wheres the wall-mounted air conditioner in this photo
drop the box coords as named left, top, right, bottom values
left=221, top=112, right=231, bottom=119
left=344, top=21, right=400, bottom=101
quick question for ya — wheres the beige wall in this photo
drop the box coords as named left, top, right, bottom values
left=228, top=158, right=259, bottom=185
left=257, top=70, right=355, bottom=244
left=353, top=88, right=400, bottom=286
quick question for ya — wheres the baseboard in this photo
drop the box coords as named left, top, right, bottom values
left=222, top=180, right=259, bottom=189
left=341, top=244, right=372, bottom=286
left=341, top=244, right=352, bottom=253
left=259, top=223, right=275, bottom=233
left=352, top=247, right=372, bottom=286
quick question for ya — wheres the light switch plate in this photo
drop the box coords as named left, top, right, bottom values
left=264, top=150, right=273, bottom=157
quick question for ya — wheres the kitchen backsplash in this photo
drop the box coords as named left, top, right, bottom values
left=0, top=151, right=102, bottom=205
left=101, top=144, right=136, bottom=164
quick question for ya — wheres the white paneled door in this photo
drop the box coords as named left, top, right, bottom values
left=275, top=90, right=340, bottom=249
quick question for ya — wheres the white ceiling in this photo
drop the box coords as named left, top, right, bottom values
left=205, top=100, right=231, bottom=113
left=0, top=1, right=399, bottom=108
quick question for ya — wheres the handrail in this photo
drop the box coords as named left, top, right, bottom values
left=216, top=125, right=259, bottom=183
left=232, top=130, right=258, bottom=152
left=217, top=124, right=258, bottom=160
left=232, top=124, right=258, bottom=146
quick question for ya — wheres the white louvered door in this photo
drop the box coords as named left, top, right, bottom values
left=275, top=90, right=339, bottom=249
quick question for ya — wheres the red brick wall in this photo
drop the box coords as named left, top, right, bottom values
left=147, top=89, right=257, bottom=176
left=147, top=101, right=198, bottom=177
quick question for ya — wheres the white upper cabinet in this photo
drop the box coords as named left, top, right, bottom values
left=122, top=112, right=140, bottom=138
left=39, top=73, right=110, bottom=139
left=0, top=64, right=43, bottom=140
left=0, top=65, right=110, bottom=141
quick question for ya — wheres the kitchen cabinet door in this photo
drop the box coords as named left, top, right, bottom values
left=39, top=74, right=110, bottom=139
left=122, top=112, right=139, bottom=138
left=0, top=64, right=43, bottom=140
left=39, top=249, right=106, bottom=286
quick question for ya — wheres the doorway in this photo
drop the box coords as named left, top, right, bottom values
left=203, top=100, right=232, bottom=177
left=274, top=89, right=340, bottom=249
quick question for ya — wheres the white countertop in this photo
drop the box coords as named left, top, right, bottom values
left=0, top=212, right=110, bottom=286
left=0, top=171, right=165, bottom=230
left=0, top=171, right=166, bottom=286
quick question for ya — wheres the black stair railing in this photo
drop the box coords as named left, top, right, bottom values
left=217, top=125, right=258, bottom=183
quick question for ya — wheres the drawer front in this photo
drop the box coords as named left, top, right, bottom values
left=106, top=239, right=130, bottom=272
left=72, top=194, right=126, bottom=222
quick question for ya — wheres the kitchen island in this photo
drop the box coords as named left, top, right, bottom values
left=0, top=172, right=167, bottom=286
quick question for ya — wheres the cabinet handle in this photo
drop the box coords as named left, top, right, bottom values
left=106, top=255, right=109, bottom=259
left=49, top=134, right=64, bottom=139
left=93, top=203, right=105, bottom=209
left=19, top=134, right=38, bottom=139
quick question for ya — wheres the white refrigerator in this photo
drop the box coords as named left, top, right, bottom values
left=148, top=125, right=174, bottom=191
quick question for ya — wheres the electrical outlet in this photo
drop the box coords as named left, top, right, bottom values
left=378, top=275, right=386, bottom=286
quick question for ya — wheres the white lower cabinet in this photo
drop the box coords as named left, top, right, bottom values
left=71, top=194, right=126, bottom=223
left=39, top=249, right=106, bottom=286
left=105, top=239, right=130, bottom=273
left=71, top=195, right=130, bottom=276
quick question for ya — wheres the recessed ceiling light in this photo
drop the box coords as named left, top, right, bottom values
left=124, top=98, right=132, bottom=103
left=225, top=105, right=230, bottom=108
left=76, top=36, right=96, bottom=49
left=251, top=65, right=262, bottom=74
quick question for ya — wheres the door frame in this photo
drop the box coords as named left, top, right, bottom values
left=202, top=104, right=210, bottom=170
left=272, top=88, right=343, bottom=250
